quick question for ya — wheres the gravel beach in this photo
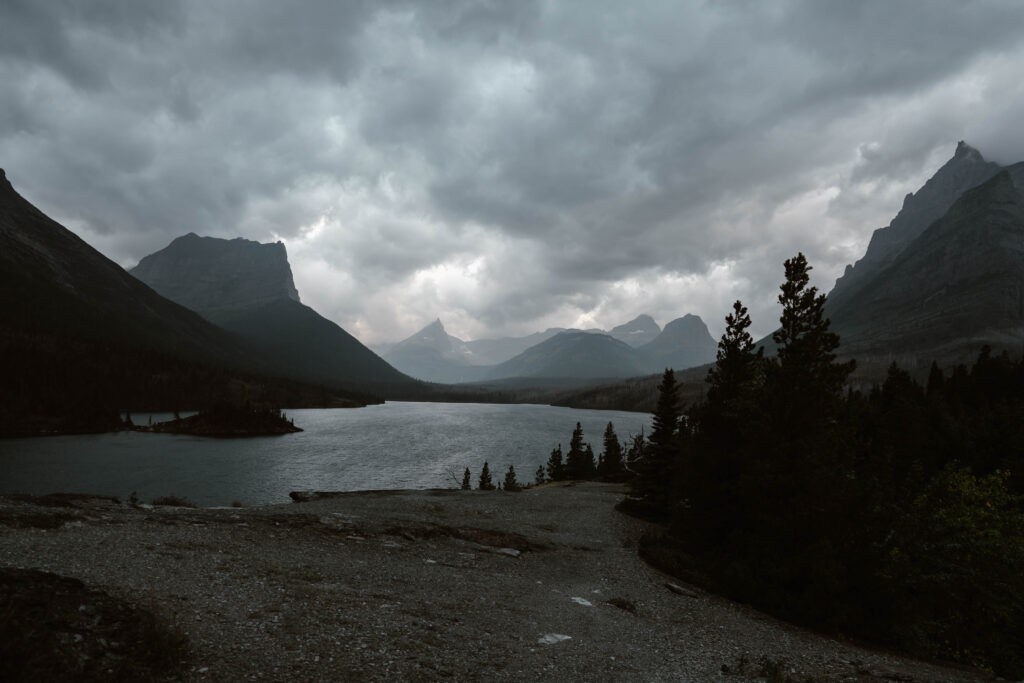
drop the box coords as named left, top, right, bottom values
left=0, top=483, right=994, bottom=682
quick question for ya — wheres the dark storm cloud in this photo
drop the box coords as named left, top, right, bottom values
left=2, top=0, right=1024, bottom=343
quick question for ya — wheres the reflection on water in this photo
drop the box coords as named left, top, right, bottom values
left=0, top=402, right=650, bottom=507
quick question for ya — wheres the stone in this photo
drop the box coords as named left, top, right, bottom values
left=665, top=582, right=698, bottom=598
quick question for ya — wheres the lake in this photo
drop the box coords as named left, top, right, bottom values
left=0, top=402, right=650, bottom=507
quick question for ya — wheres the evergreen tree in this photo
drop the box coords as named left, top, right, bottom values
left=564, top=422, right=588, bottom=479
left=584, top=443, right=596, bottom=478
left=599, top=421, right=623, bottom=476
left=635, top=368, right=682, bottom=512
left=926, top=360, right=945, bottom=397
left=461, top=467, right=472, bottom=490
left=705, top=301, right=762, bottom=408
left=478, top=461, right=495, bottom=490
left=504, top=464, right=521, bottom=492
left=534, top=464, right=546, bottom=486
left=770, top=253, right=855, bottom=426
left=546, top=444, right=564, bottom=481
left=679, top=299, right=765, bottom=547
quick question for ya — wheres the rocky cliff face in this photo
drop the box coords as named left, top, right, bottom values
left=131, top=233, right=300, bottom=316
left=828, top=142, right=1002, bottom=314
left=831, top=171, right=1024, bottom=367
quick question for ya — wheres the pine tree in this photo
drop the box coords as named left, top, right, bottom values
left=565, top=422, right=589, bottom=479
left=504, top=465, right=520, bottom=492
left=599, top=421, right=623, bottom=476
left=546, top=444, right=564, bottom=481
left=771, top=253, right=855, bottom=425
left=534, top=464, right=546, bottom=486
left=584, top=443, right=596, bottom=478
left=636, top=368, right=682, bottom=511
left=461, top=467, right=472, bottom=490
left=478, top=461, right=495, bottom=490
left=705, top=300, right=762, bottom=408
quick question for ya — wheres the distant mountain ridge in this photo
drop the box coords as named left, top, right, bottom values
left=382, top=315, right=716, bottom=383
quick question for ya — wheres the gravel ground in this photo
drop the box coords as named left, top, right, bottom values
left=0, top=483, right=996, bottom=682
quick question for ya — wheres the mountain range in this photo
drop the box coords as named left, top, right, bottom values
left=5, top=138, right=1024, bottom=427
left=378, top=314, right=718, bottom=383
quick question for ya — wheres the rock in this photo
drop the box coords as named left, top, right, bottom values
left=538, top=633, right=572, bottom=645
left=665, top=582, right=698, bottom=598
left=492, top=547, right=521, bottom=558
left=570, top=597, right=593, bottom=607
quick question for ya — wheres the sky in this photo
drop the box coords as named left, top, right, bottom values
left=3, top=1, right=1024, bottom=346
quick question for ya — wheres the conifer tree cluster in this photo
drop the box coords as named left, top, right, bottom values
left=626, top=253, right=1024, bottom=678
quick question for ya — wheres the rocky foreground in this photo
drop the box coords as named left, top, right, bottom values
left=0, top=484, right=995, bottom=682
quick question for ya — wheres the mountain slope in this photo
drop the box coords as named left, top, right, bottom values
left=0, top=169, right=355, bottom=433
left=609, top=315, right=661, bottom=347
left=486, top=331, right=648, bottom=380
left=132, top=235, right=414, bottom=391
left=0, top=170, right=261, bottom=365
left=639, top=314, right=717, bottom=372
left=830, top=170, right=1024, bottom=366
left=828, top=141, right=1002, bottom=313
left=379, top=319, right=484, bottom=383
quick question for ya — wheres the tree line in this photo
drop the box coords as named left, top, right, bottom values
left=626, top=253, right=1024, bottom=678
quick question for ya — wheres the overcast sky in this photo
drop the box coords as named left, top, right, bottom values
left=4, top=1, right=1024, bottom=345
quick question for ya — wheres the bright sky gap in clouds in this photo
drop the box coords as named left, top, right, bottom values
left=3, top=1, right=1024, bottom=344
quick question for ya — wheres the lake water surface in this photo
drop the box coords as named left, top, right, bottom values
left=0, top=402, right=650, bottom=506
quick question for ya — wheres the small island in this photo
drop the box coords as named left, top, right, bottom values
left=139, top=405, right=302, bottom=437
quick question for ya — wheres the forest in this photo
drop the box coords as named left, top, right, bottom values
left=576, top=254, right=1024, bottom=678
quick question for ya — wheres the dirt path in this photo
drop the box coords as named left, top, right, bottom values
left=0, top=484, right=992, bottom=682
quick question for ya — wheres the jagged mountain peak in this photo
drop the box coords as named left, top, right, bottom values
left=954, top=140, right=984, bottom=161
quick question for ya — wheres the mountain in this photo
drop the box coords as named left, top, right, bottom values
left=828, top=141, right=1002, bottom=313
left=380, top=320, right=570, bottom=383
left=830, top=169, right=1024, bottom=367
left=0, top=171, right=258, bottom=365
left=379, top=319, right=489, bottom=384
left=639, top=314, right=717, bottom=372
left=132, top=234, right=414, bottom=391
left=383, top=314, right=713, bottom=382
left=131, top=233, right=300, bottom=315
left=486, top=331, right=649, bottom=380
left=0, top=169, right=352, bottom=433
left=609, top=314, right=661, bottom=347
left=462, top=328, right=565, bottom=365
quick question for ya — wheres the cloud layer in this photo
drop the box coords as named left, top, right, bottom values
left=4, top=0, right=1024, bottom=344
